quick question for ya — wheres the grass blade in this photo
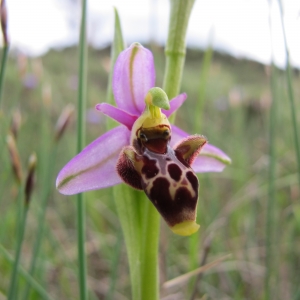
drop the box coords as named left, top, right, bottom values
left=76, top=0, right=88, bottom=299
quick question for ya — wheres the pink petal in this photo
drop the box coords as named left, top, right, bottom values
left=170, top=125, right=231, bottom=173
left=192, top=156, right=230, bottom=173
left=200, top=144, right=232, bottom=165
left=95, top=103, right=138, bottom=130
left=162, top=93, right=187, bottom=117
left=56, top=126, right=130, bottom=195
left=113, top=43, right=155, bottom=116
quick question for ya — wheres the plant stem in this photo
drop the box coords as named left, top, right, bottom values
left=7, top=185, right=27, bottom=300
left=76, top=0, right=88, bottom=299
left=114, top=186, right=143, bottom=300
left=140, top=201, right=160, bottom=300
left=163, top=0, right=195, bottom=100
left=76, top=193, right=87, bottom=299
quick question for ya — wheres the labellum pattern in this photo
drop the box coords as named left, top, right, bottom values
left=117, top=108, right=207, bottom=235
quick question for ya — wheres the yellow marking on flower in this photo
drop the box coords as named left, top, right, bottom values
left=130, top=87, right=171, bottom=144
left=145, top=92, right=162, bottom=120
left=142, top=113, right=170, bottom=129
left=145, top=92, right=153, bottom=106
left=171, top=221, right=200, bottom=236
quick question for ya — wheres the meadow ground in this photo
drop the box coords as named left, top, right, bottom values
left=0, top=45, right=299, bottom=299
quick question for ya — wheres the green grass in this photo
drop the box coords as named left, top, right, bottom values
left=0, top=45, right=299, bottom=299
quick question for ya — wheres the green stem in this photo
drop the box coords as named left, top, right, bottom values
left=7, top=186, right=27, bottom=300
left=115, top=188, right=160, bottom=300
left=163, top=0, right=195, bottom=100
left=0, top=45, right=8, bottom=108
left=140, top=201, right=160, bottom=300
left=76, top=0, right=88, bottom=299
left=76, top=194, right=87, bottom=299
left=114, top=186, right=142, bottom=300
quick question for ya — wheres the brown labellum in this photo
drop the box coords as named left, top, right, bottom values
left=116, top=123, right=207, bottom=235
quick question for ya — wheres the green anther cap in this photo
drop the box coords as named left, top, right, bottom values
left=145, top=87, right=170, bottom=110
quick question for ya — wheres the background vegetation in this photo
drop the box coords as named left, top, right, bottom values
left=0, top=44, right=299, bottom=299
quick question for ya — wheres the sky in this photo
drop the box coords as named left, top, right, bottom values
left=5, top=0, right=300, bottom=68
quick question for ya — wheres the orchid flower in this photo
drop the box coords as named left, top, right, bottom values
left=56, top=43, right=231, bottom=236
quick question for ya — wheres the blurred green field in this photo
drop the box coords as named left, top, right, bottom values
left=0, top=45, right=300, bottom=299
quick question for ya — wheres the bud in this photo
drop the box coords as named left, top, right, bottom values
left=25, top=153, right=37, bottom=205
left=54, top=104, right=75, bottom=141
left=6, top=133, right=22, bottom=184
left=0, top=0, right=9, bottom=46
left=10, top=109, right=22, bottom=139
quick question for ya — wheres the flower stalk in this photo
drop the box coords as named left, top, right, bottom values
left=114, top=186, right=143, bottom=300
left=76, top=0, right=88, bottom=299
left=140, top=200, right=160, bottom=300
left=163, top=0, right=195, bottom=100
